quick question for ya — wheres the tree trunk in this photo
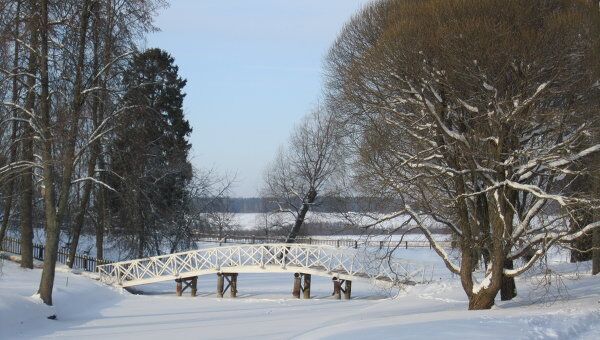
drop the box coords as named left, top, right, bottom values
left=593, top=227, right=600, bottom=275
left=0, top=0, right=22, bottom=247
left=19, top=18, right=39, bottom=269
left=468, top=290, right=497, bottom=310
left=137, top=202, right=145, bottom=258
left=285, top=188, right=317, bottom=243
left=500, top=259, right=517, bottom=300
left=38, top=0, right=92, bottom=305
left=95, top=156, right=106, bottom=260
left=67, top=139, right=99, bottom=267
left=37, top=0, right=59, bottom=305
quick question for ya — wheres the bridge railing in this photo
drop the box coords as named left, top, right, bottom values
left=97, top=243, right=433, bottom=287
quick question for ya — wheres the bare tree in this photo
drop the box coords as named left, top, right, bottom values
left=0, top=0, right=165, bottom=306
left=263, top=106, right=343, bottom=242
left=326, top=0, right=600, bottom=309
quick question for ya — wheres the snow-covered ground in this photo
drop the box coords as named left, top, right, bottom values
left=1, top=248, right=599, bottom=339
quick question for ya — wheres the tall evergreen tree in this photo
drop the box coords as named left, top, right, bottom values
left=110, top=48, right=192, bottom=257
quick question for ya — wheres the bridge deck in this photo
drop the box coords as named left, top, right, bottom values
left=97, top=243, right=429, bottom=287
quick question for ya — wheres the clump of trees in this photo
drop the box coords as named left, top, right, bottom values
left=0, top=0, right=227, bottom=307
left=325, top=0, right=600, bottom=309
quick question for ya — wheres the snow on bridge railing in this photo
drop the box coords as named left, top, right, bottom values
left=97, top=243, right=434, bottom=287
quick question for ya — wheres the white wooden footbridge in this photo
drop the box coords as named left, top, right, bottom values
left=97, top=243, right=432, bottom=299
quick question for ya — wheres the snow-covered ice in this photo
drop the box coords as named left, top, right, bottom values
left=1, top=248, right=599, bottom=339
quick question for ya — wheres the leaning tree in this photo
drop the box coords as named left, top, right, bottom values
left=263, top=107, right=343, bottom=242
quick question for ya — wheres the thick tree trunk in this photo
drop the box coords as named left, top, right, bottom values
left=468, top=290, right=497, bottom=310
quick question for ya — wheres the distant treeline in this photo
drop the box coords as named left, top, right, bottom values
left=194, top=197, right=400, bottom=213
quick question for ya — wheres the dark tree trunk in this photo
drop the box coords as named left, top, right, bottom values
left=38, top=0, right=59, bottom=305
left=67, top=132, right=99, bottom=268
left=68, top=1, right=102, bottom=267
left=285, top=188, right=317, bottom=243
left=593, top=227, right=600, bottom=275
left=95, top=156, right=106, bottom=260
left=38, top=0, right=92, bottom=305
left=19, top=18, right=39, bottom=269
left=468, top=290, right=497, bottom=310
left=0, top=0, right=22, bottom=247
left=500, top=259, right=517, bottom=301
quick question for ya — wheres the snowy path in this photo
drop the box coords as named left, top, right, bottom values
left=1, top=256, right=600, bottom=339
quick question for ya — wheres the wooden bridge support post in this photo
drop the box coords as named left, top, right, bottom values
left=344, top=280, right=352, bottom=300
left=333, top=277, right=341, bottom=300
left=191, top=276, right=198, bottom=297
left=303, top=274, right=311, bottom=299
left=176, top=279, right=183, bottom=297
left=230, top=273, right=238, bottom=298
left=293, top=273, right=301, bottom=298
left=217, top=273, right=224, bottom=298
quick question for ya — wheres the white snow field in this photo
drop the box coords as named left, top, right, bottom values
left=1, top=249, right=600, bottom=339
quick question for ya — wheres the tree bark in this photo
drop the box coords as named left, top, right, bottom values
left=37, top=0, right=60, bottom=305
left=67, top=0, right=101, bottom=267
left=19, top=20, right=39, bottom=269
left=95, top=155, right=106, bottom=260
left=500, top=259, right=517, bottom=300
left=0, top=0, right=22, bottom=247
left=66, top=154, right=96, bottom=267
left=468, top=290, right=497, bottom=310
left=38, top=0, right=92, bottom=305
left=593, top=227, right=600, bottom=275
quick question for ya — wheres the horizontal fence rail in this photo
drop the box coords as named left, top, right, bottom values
left=98, top=243, right=434, bottom=287
left=192, top=232, right=452, bottom=249
left=1, top=237, right=110, bottom=273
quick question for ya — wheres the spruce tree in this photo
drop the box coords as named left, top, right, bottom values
left=111, top=48, right=192, bottom=257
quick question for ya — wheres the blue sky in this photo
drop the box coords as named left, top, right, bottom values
left=147, top=0, right=371, bottom=196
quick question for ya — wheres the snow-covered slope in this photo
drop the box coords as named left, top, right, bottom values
left=1, top=255, right=599, bottom=339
